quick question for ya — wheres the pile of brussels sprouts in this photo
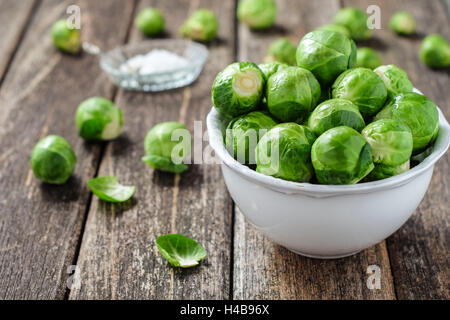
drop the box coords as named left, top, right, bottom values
left=212, top=29, right=440, bottom=185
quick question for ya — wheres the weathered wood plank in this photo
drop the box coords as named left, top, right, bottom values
left=344, top=0, right=449, bottom=299
left=69, top=0, right=235, bottom=300
left=233, top=0, right=396, bottom=300
left=0, top=0, right=135, bottom=299
left=0, top=0, right=37, bottom=85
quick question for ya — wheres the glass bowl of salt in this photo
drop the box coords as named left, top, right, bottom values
left=96, top=39, right=208, bottom=92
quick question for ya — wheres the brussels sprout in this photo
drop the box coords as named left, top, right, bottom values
left=51, top=19, right=80, bottom=54
left=237, top=0, right=277, bottom=30
left=389, top=12, right=416, bottom=36
left=317, top=24, right=351, bottom=38
left=30, top=135, right=77, bottom=184
left=333, top=7, right=372, bottom=41
left=180, top=9, right=218, bottom=42
left=355, top=47, right=382, bottom=70
left=135, top=8, right=165, bottom=36
left=263, top=38, right=296, bottom=66
left=225, top=111, right=277, bottom=164
left=374, top=64, right=413, bottom=99
left=411, top=146, right=434, bottom=165
left=331, top=67, right=387, bottom=118
left=212, top=62, right=265, bottom=118
left=362, top=119, right=413, bottom=167
left=318, top=86, right=332, bottom=104
left=256, top=123, right=316, bottom=182
left=142, top=122, right=191, bottom=173
left=258, top=61, right=285, bottom=80
left=374, top=92, right=439, bottom=154
left=266, top=66, right=321, bottom=123
left=296, top=30, right=357, bottom=86
left=366, top=160, right=410, bottom=181
left=307, top=99, right=365, bottom=136
left=311, top=126, right=374, bottom=185
left=420, top=34, right=450, bottom=69
left=75, top=97, right=123, bottom=141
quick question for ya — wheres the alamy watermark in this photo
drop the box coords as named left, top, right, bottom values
left=159, top=121, right=281, bottom=171
left=366, top=265, right=381, bottom=290
left=66, top=5, right=81, bottom=30
left=366, top=5, right=381, bottom=30
left=67, top=265, right=81, bottom=290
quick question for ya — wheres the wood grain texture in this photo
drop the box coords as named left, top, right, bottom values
left=233, top=0, right=396, bottom=300
left=0, top=0, right=135, bottom=299
left=0, top=0, right=37, bottom=84
left=443, top=0, right=450, bottom=19
left=234, top=208, right=395, bottom=299
left=69, top=0, right=235, bottom=300
left=343, top=0, right=449, bottom=299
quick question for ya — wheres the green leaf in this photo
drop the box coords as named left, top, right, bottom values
left=156, top=234, right=206, bottom=268
left=87, top=176, right=135, bottom=203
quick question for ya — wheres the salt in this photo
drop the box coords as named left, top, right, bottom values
left=119, top=49, right=188, bottom=75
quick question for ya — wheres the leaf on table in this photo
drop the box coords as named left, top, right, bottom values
left=156, top=234, right=207, bottom=268
left=87, top=176, right=135, bottom=203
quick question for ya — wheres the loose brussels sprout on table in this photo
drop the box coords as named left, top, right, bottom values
left=266, top=66, right=321, bottom=123
left=226, top=111, right=277, bottom=165
left=311, top=126, right=374, bottom=185
left=264, top=38, right=296, bottom=66
left=212, top=62, right=265, bottom=118
left=355, top=47, right=382, bottom=70
left=374, top=92, right=439, bottom=154
left=333, top=7, right=372, bottom=41
left=374, top=65, right=413, bottom=99
left=307, top=98, right=365, bottom=136
left=142, top=122, right=191, bottom=173
left=237, top=0, right=277, bottom=30
left=317, top=24, right=351, bottom=38
left=362, top=119, right=413, bottom=181
left=135, top=8, right=165, bottom=36
left=296, top=30, right=356, bottom=86
left=30, top=135, right=77, bottom=184
left=420, top=34, right=450, bottom=69
left=75, top=97, right=123, bottom=141
left=256, top=123, right=316, bottom=182
left=180, top=9, right=219, bottom=42
left=389, top=12, right=416, bottom=36
left=332, top=67, right=387, bottom=118
left=51, top=19, right=81, bottom=54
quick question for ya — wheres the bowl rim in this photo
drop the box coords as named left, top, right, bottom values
left=100, top=39, right=209, bottom=79
left=206, top=90, right=450, bottom=196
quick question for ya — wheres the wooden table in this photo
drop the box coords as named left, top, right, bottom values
left=0, top=0, right=448, bottom=300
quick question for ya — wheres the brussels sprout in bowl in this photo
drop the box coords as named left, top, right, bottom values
left=206, top=89, right=450, bottom=258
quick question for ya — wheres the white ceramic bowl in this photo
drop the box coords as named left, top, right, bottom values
left=206, top=98, right=450, bottom=259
